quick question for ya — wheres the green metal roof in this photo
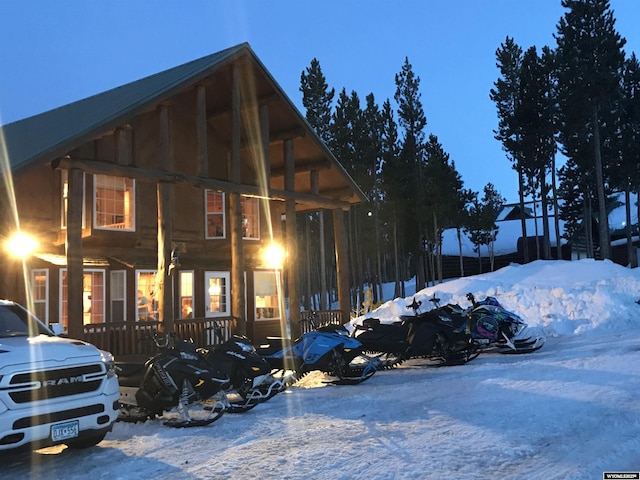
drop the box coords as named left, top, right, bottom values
left=1, top=43, right=248, bottom=173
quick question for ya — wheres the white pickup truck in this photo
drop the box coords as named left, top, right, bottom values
left=0, top=299, right=120, bottom=451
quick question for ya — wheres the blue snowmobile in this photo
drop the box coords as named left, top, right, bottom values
left=255, top=321, right=380, bottom=385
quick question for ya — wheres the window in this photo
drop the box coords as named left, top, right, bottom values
left=241, top=196, right=260, bottom=239
left=61, top=170, right=86, bottom=229
left=60, top=269, right=105, bottom=327
left=31, top=269, right=49, bottom=324
left=205, top=190, right=225, bottom=238
left=204, top=191, right=259, bottom=240
left=110, top=270, right=126, bottom=322
left=204, top=271, right=230, bottom=317
left=94, top=174, right=135, bottom=231
left=179, top=271, right=194, bottom=318
left=136, top=270, right=157, bottom=321
left=254, top=271, right=281, bottom=321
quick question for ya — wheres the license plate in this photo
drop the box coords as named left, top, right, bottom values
left=51, top=420, right=79, bottom=442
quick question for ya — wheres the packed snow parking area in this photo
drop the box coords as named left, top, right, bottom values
left=4, top=259, right=640, bottom=480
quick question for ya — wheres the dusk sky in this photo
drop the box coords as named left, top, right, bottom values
left=1, top=0, right=639, bottom=202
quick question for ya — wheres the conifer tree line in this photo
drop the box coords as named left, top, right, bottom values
left=491, top=0, right=639, bottom=266
left=297, top=0, right=639, bottom=314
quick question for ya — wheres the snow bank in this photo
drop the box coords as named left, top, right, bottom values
left=355, top=259, right=640, bottom=337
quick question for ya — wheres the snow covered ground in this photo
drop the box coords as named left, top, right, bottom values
left=3, top=259, right=640, bottom=480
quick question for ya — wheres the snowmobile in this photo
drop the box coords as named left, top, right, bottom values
left=460, top=293, right=546, bottom=354
left=352, top=293, right=545, bottom=366
left=352, top=297, right=479, bottom=366
left=197, top=322, right=288, bottom=411
left=255, top=322, right=380, bottom=385
left=115, top=333, right=231, bottom=427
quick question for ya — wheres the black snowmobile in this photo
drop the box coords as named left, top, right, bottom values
left=115, top=333, right=231, bottom=427
left=352, top=297, right=479, bottom=366
left=197, top=322, right=288, bottom=411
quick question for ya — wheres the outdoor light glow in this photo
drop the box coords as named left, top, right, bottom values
left=263, top=243, right=285, bottom=269
left=5, top=232, right=38, bottom=259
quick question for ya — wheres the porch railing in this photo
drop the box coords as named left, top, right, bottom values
left=82, top=311, right=345, bottom=356
left=299, top=310, right=345, bottom=334
left=83, top=317, right=234, bottom=357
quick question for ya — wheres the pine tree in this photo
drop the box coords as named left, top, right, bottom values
left=555, top=0, right=626, bottom=259
left=490, top=37, right=529, bottom=262
left=300, top=58, right=335, bottom=144
left=617, top=53, right=640, bottom=267
left=299, top=58, right=335, bottom=308
left=394, top=57, right=428, bottom=290
left=517, top=45, right=558, bottom=260
left=422, top=134, right=466, bottom=283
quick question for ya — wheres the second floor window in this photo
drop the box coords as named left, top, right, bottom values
left=205, top=190, right=259, bottom=240
left=94, top=174, right=135, bottom=231
left=205, top=190, right=225, bottom=238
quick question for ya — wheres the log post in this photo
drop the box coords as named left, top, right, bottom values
left=66, top=167, right=84, bottom=340
left=333, top=208, right=351, bottom=322
left=311, top=170, right=327, bottom=310
left=196, top=84, right=208, bottom=177
left=259, top=104, right=270, bottom=192
left=284, top=138, right=300, bottom=339
left=157, top=104, right=174, bottom=334
left=230, top=64, right=246, bottom=335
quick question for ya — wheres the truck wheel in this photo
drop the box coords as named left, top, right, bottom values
left=65, top=432, right=107, bottom=449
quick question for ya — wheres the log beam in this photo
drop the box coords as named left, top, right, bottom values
left=51, top=157, right=356, bottom=211
left=270, top=158, right=330, bottom=178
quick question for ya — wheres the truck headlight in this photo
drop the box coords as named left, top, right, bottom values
left=100, top=350, right=116, bottom=378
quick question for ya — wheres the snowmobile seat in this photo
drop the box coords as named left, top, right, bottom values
left=363, top=318, right=381, bottom=327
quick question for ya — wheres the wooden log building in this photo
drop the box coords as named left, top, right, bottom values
left=0, top=43, right=365, bottom=354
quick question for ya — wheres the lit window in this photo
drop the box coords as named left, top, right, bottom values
left=60, top=269, right=105, bottom=327
left=136, top=271, right=157, bottom=321
left=94, top=174, right=135, bottom=231
left=31, top=269, right=49, bottom=324
left=254, top=271, right=280, bottom=321
left=205, top=272, right=230, bottom=317
left=180, top=271, right=194, bottom=318
left=241, top=196, right=259, bottom=239
left=205, top=190, right=225, bottom=238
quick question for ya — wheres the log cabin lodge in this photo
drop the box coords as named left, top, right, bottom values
left=0, top=43, right=365, bottom=355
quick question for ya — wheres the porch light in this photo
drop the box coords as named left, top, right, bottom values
left=262, top=243, right=285, bottom=269
left=5, top=232, right=38, bottom=259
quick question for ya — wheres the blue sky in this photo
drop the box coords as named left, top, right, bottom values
left=1, top=0, right=639, bottom=203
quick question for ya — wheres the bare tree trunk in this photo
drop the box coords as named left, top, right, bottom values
left=584, top=195, right=594, bottom=258
left=625, top=187, right=637, bottom=267
left=552, top=154, right=562, bottom=260
left=393, top=214, right=402, bottom=299
left=457, top=227, right=465, bottom=277
left=532, top=197, right=540, bottom=260
left=540, top=170, right=551, bottom=260
left=518, top=164, right=529, bottom=263
left=593, top=108, right=611, bottom=259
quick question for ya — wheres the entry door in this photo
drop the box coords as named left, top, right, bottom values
left=204, top=271, right=230, bottom=317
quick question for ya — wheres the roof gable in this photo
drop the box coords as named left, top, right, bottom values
left=1, top=44, right=247, bottom=173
